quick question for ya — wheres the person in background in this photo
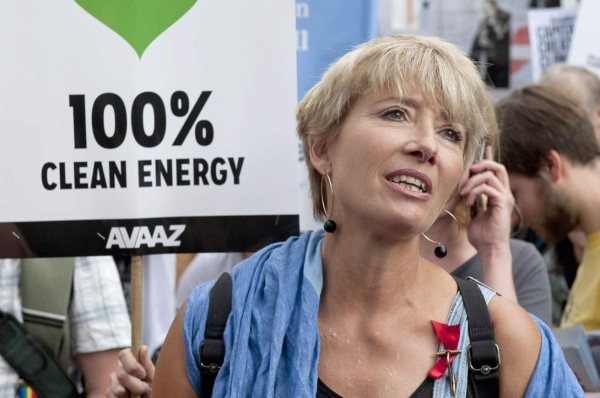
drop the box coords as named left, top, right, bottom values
left=539, top=63, right=600, bottom=143
left=0, top=256, right=130, bottom=397
left=540, top=62, right=600, bottom=270
left=527, top=63, right=600, bottom=324
left=470, top=0, right=511, bottom=88
left=421, top=144, right=552, bottom=325
left=496, top=83, right=600, bottom=331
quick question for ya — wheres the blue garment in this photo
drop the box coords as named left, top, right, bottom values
left=184, top=230, right=583, bottom=397
left=526, top=315, right=585, bottom=397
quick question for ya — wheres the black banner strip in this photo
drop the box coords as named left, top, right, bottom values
left=0, top=215, right=299, bottom=258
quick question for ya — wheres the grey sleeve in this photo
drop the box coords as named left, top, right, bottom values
left=510, top=240, right=553, bottom=326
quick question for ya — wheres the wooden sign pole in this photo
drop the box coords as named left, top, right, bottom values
left=130, top=255, right=143, bottom=398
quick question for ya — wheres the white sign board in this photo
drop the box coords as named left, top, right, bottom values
left=528, top=7, right=576, bottom=81
left=568, top=0, right=600, bottom=77
left=0, top=1, right=299, bottom=257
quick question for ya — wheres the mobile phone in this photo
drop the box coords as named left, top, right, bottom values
left=470, top=140, right=487, bottom=218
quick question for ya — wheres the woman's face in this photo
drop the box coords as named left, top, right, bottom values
left=444, top=167, right=471, bottom=213
left=321, top=87, right=466, bottom=237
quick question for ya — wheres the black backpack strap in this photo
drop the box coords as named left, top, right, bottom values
left=199, top=272, right=232, bottom=398
left=454, top=277, right=500, bottom=398
left=0, top=310, right=78, bottom=397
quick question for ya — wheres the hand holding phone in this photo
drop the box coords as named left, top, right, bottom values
left=462, top=143, right=514, bottom=251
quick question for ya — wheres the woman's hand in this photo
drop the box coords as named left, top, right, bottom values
left=459, top=147, right=517, bottom=301
left=460, top=147, right=514, bottom=252
left=106, top=346, right=154, bottom=398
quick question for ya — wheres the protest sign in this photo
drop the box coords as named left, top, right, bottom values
left=568, top=0, right=600, bottom=77
left=528, top=7, right=576, bottom=81
left=0, top=1, right=299, bottom=257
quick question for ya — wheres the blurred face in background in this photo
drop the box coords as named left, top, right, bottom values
left=509, top=173, right=578, bottom=243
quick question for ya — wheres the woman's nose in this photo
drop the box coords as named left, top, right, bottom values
left=405, top=127, right=438, bottom=165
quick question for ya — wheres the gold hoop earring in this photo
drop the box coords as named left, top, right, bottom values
left=320, top=174, right=337, bottom=233
left=511, top=203, right=524, bottom=237
left=421, top=209, right=461, bottom=258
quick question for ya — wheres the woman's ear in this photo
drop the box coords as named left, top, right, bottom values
left=308, top=135, right=331, bottom=174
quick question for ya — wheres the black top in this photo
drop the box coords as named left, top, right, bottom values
left=317, top=376, right=480, bottom=397
left=317, top=377, right=434, bottom=398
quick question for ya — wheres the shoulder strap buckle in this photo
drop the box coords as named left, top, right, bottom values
left=467, top=342, right=501, bottom=375
left=199, top=340, right=225, bottom=374
left=199, top=360, right=221, bottom=374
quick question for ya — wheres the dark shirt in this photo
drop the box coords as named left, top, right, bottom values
left=317, top=377, right=434, bottom=398
left=316, top=374, right=482, bottom=397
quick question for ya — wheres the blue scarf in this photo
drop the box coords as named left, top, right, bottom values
left=184, top=230, right=323, bottom=397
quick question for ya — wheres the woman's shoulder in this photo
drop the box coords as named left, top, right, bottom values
left=488, top=298, right=584, bottom=396
left=488, top=295, right=542, bottom=395
left=488, top=295, right=540, bottom=346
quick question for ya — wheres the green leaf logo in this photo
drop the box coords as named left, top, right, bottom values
left=75, top=0, right=197, bottom=58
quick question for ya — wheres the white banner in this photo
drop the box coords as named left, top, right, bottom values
left=528, top=7, right=576, bottom=81
left=0, top=1, right=299, bottom=257
left=568, top=0, right=600, bottom=77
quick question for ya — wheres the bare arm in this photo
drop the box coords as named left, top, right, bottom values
left=153, top=301, right=199, bottom=397
left=76, top=348, right=123, bottom=398
left=488, top=296, right=541, bottom=397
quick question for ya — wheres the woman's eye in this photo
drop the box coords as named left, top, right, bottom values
left=382, top=109, right=407, bottom=121
left=441, top=128, right=462, bottom=142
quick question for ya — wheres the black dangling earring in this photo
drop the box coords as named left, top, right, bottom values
left=324, top=219, right=337, bottom=233
left=421, top=209, right=460, bottom=259
left=434, top=244, right=448, bottom=259
left=321, top=174, right=337, bottom=233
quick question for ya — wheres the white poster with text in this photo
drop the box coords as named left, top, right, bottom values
left=568, top=0, right=600, bottom=78
left=528, top=7, right=576, bottom=81
left=0, top=1, right=299, bottom=257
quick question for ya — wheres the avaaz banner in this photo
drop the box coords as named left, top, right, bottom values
left=0, top=1, right=300, bottom=257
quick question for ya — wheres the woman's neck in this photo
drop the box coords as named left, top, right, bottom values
left=317, top=226, right=459, bottom=336
left=319, top=229, right=426, bottom=313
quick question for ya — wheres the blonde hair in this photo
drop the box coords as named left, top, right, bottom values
left=297, top=34, right=496, bottom=220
